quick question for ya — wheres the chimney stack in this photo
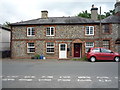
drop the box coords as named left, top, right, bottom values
left=115, top=0, right=120, bottom=16
left=41, top=10, right=48, bottom=19
left=91, top=4, right=98, bottom=20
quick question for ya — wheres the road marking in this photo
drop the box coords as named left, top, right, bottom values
left=11, top=76, right=18, bottom=78
left=41, top=76, right=53, bottom=79
left=19, top=79, right=33, bottom=81
left=78, top=76, right=91, bottom=79
left=2, top=78, right=15, bottom=81
left=58, top=79, right=71, bottom=81
left=115, top=77, right=118, bottom=79
left=77, top=79, right=92, bottom=82
left=97, top=76, right=109, bottom=79
left=38, top=79, right=52, bottom=81
left=59, top=76, right=71, bottom=79
left=24, top=76, right=35, bottom=78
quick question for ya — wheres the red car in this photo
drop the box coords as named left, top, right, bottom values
left=87, top=47, right=120, bottom=62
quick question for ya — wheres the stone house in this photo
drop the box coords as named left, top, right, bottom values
left=10, top=1, right=120, bottom=59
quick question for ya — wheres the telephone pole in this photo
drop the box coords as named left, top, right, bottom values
left=99, top=6, right=102, bottom=47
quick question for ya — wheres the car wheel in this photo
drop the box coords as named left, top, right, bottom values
left=114, top=57, right=120, bottom=62
left=90, top=56, right=96, bottom=62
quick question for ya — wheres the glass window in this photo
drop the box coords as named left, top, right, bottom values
left=46, top=27, right=55, bottom=36
left=103, top=24, right=110, bottom=33
left=101, top=48, right=111, bottom=53
left=85, top=42, right=94, bottom=52
left=92, top=48, right=100, bottom=52
left=27, top=43, right=35, bottom=53
left=46, top=42, right=54, bottom=53
left=60, top=44, right=66, bottom=51
left=85, top=26, right=94, bottom=35
left=27, top=27, right=35, bottom=36
left=103, top=40, right=110, bottom=49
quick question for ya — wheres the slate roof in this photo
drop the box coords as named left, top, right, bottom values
left=10, top=16, right=99, bottom=26
left=101, top=15, right=120, bottom=23
left=10, top=15, right=120, bottom=26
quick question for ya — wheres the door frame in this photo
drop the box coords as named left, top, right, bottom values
left=73, top=43, right=82, bottom=58
left=59, top=43, right=67, bottom=59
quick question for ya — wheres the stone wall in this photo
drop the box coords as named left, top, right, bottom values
left=11, top=24, right=120, bottom=59
left=12, top=25, right=100, bottom=40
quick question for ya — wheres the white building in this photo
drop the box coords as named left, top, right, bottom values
left=0, top=25, right=11, bottom=58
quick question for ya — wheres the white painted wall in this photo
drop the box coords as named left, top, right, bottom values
left=0, top=28, right=10, bottom=51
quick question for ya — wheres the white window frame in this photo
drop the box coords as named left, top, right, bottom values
left=27, top=43, right=35, bottom=53
left=103, top=40, right=110, bottom=49
left=85, top=26, right=94, bottom=35
left=27, top=27, right=35, bottom=36
left=46, top=27, right=55, bottom=36
left=85, top=42, right=94, bottom=53
left=46, top=42, right=55, bottom=53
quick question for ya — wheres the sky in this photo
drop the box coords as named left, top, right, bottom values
left=0, top=0, right=117, bottom=24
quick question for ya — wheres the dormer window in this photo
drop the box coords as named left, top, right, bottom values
left=27, top=27, right=35, bottom=36
left=46, top=27, right=55, bottom=36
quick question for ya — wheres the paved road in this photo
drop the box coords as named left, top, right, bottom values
left=1, top=59, right=119, bottom=88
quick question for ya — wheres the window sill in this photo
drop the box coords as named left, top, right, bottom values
left=27, top=52, right=35, bottom=54
left=27, top=35, right=35, bottom=37
left=46, top=35, right=55, bottom=37
left=46, top=52, right=55, bottom=54
left=85, top=34, right=94, bottom=36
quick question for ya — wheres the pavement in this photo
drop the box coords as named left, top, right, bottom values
left=1, top=58, right=119, bottom=88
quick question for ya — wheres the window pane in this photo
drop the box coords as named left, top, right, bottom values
left=86, top=42, right=94, bottom=47
left=90, top=27, right=93, bottom=34
left=47, top=48, right=54, bottom=52
left=27, top=43, right=35, bottom=53
left=27, top=27, right=35, bottom=36
left=31, top=28, right=35, bottom=35
left=104, top=25, right=110, bottom=33
left=103, top=40, right=110, bottom=49
left=29, top=48, right=35, bottom=52
left=28, top=43, right=34, bottom=47
left=86, top=26, right=94, bottom=35
left=47, top=42, right=54, bottom=47
left=46, top=42, right=54, bottom=53
left=51, top=29, right=54, bottom=35
left=86, top=27, right=89, bottom=34
left=28, top=29, right=31, bottom=35
left=47, top=29, right=50, bottom=35
left=60, top=44, right=65, bottom=51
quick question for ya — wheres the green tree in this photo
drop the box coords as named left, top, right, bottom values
left=78, top=9, right=115, bottom=20
left=3, top=21, right=10, bottom=28
left=77, top=10, right=91, bottom=19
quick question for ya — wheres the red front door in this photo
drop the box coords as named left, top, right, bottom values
left=74, top=43, right=80, bottom=57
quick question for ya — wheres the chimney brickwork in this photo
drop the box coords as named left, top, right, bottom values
left=115, top=1, right=120, bottom=15
left=41, top=10, right=48, bottom=19
left=91, top=5, right=98, bottom=20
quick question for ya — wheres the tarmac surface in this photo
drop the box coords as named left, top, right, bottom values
left=1, top=58, right=119, bottom=88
